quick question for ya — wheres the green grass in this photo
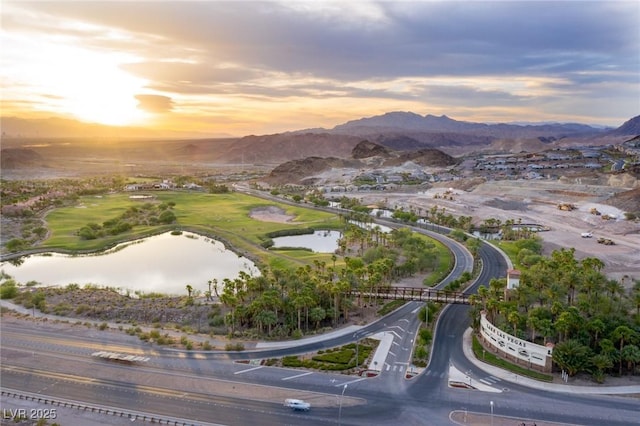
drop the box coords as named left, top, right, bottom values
left=40, top=191, right=343, bottom=268
left=491, top=240, right=520, bottom=268
left=38, top=191, right=452, bottom=273
left=423, top=237, right=454, bottom=287
left=377, top=300, right=407, bottom=316
left=472, top=334, right=553, bottom=382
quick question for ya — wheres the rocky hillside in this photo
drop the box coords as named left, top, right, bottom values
left=384, top=148, right=457, bottom=167
left=265, top=157, right=359, bottom=185
left=0, top=148, right=44, bottom=169
left=218, top=133, right=362, bottom=164
left=265, top=140, right=456, bottom=185
left=604, top=187, right=640, bottom=214
left=608, top=115, right=640, bottom=136
left=352, top=140, right=391, bottom=159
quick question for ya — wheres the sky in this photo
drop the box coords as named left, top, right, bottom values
left=1, top=0, right=639, bottom=137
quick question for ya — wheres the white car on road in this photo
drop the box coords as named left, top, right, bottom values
left=284, top=399, right=311, bottom=411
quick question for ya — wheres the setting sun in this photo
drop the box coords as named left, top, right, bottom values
left=1, top=1, right=637, bottom=136
left=1, top=13, right=149, bottom=127
left=33, top=43, right=148, bottom=126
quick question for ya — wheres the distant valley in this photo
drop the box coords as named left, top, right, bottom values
left=2, top=112, right=638, bottom=171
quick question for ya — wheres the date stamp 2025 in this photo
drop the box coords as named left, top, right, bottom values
left=2, top=408, right=58, bottom=421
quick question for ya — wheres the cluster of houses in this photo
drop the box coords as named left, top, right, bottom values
left=316, top=170, right=460, bottom=193
left=124, top=179, right=203, bottom=191
left=471, top=148, right=632, bottom=180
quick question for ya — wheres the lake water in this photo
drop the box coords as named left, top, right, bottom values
left=271, top=230, right=342, bottom=253
left=0, top=232, right=259, bottom=296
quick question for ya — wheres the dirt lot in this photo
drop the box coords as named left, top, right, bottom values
left=351, top=179, right=640, bottom=285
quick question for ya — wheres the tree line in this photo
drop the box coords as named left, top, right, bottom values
left=469, top=241, right=639, bottom=382
left=212, top=225, right=441, bottom=339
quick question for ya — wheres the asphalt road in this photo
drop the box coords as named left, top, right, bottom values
left=2, top=197, right=640, bottom=425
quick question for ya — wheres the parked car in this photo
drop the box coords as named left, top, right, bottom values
left=284, top=399, right=311, bottom=411
left=581, top=232, right=593, bottom=238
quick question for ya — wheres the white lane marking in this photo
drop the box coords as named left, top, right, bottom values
left=334, top=377, right=367, bottom=387
left=234, top=366, right=263, bottom=375
left=282, top=371, right=313, bottom=381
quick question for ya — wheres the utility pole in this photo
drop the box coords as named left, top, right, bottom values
left=490, top=400, right=494, bottom=426
left=338, top=384, right=348, bottom=426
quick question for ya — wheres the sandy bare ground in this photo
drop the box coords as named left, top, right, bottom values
left=249, top=206, right=295, bottom=223
left=351, top=180, right=640, bottom=285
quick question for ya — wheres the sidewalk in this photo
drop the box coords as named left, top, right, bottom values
left=254, top=325, right=362, bottom=349
left=461, top=327, right=640, bottom=395
left=3, top=299, right=639, bottom=395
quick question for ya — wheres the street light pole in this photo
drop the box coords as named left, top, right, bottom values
left=338, top=384, right=348, bottom=426
left=490, top=400, right=494, bottom=426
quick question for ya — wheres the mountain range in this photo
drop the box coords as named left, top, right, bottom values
left=1, top=113, right=638, bottom=168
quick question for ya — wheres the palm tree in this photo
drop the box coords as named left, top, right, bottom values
left=590, top=353, right=613, bottom=383
left=220, top=278, right=239, bottom=336
left=587, top=318, right=606, bottom=347
left=508, top=310, right=520, bottom=335
left=612, top=325, right=638, bottom=375
left=185, top=284, right=193, bottom=298
left=621, top=344, right=640, bottom=374
left=552, top=339, right=591, bottom=377
left=309, top=306, right=326, bottom=330
left=599, top=338, right=620, bottom=369
left=526, top=315, right=540, bottom=342
left=538, top=319, right=554, bottom=345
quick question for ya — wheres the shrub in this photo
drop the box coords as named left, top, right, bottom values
left=0, top=281, right=19, bottom=299
left=75, top=304, right=91, bottom=314
left=53, top=303, right=72, bottom=315
left=414, top=346, right=428, bottom=360
left=312, top=349, right=354, bottom=364
left=224, top=343, right=245, bottom=351
left=418, top=328, right=432, bottom=345
left=282, top=356, right=303, bottom=367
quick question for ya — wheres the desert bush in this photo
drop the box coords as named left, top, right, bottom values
left=0, top=281, right=19, bottom=299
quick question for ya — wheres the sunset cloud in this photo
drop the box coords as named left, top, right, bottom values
left=135, top=94, right=174, bottom=114
left=1, top=1, right=638, bottom=135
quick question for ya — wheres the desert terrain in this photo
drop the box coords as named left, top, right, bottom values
left=341, top=179, right=639, bottom=284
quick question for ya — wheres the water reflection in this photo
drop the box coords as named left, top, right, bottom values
left=0, top=232, right=259, bottom=296
left=271, top=230, right=342, bottom=253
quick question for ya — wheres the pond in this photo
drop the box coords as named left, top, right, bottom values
left=271, top=230, right=342, bottom=253
left=0, top=231, right=259, bottom=296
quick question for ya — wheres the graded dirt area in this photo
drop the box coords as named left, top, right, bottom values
left=248, top=206, right=296, bottom=223
left=351, top=179, right=640, bottom=284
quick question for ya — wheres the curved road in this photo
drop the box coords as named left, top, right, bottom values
left=2, top=193, right=639, bottom=425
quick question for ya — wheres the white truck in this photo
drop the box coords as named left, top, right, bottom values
left=284, top=398, right=311, bottom=411
left=581, top=232, right=593, bottom=238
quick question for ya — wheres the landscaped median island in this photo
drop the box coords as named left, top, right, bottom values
left=262, top=340, right=377, bottom=374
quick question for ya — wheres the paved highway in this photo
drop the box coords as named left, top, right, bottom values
left=2, top=194, right=640, bottom=424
